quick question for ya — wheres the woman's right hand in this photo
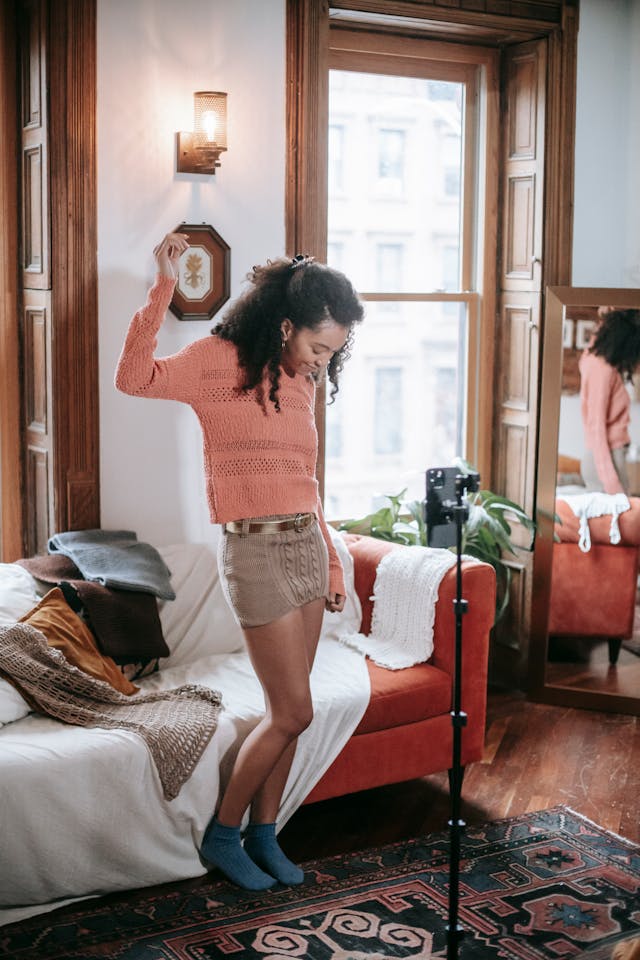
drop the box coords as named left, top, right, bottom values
left=153, top=232, right=190, bottom=279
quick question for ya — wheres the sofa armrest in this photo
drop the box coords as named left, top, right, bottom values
left=343, top=533, right=496, bottom=745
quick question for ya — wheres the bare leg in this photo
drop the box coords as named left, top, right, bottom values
left=250, top=596, right=326, bottom=823
left=203, top=595, right=326, bottom=887
left=216, top=596, right=325, bottom=827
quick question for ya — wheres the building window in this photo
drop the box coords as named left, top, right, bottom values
left=328, top=124, right=345, bottom=194
left=378, top=128, right=405, bottom=180
left=376, top=128, right=405, bottom=196
left=374, top=367, right=403, bottom=455
left=375, top=242, right=403, bottom=292
left=325, top=398, right=343, bottom=459
left=327, top=240, right=345, bottom=271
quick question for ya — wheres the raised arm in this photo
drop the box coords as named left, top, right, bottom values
left=114, top=233, right=201, bottom=402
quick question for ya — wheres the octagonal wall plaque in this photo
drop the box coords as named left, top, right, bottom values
left=169, top=223, right=230, bottom=321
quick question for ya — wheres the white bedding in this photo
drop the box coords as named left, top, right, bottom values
left=0, top=537, right=369, bottom=925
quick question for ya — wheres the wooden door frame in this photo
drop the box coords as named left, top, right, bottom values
left=0, top=1, right=22, bottom=560
left=0, top=0, right=99, bottom=561
left=286, top=0, right=578, bottom=493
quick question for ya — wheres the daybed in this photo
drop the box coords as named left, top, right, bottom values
left=0, top=532, right=495, bottom=924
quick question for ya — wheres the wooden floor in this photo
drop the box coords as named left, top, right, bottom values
left=546, top=637, right=640, bottom=698
left=280, top=688, right=640, bottom=863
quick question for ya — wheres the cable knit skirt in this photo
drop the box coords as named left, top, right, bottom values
left=217, top=516, right=329, bottom=628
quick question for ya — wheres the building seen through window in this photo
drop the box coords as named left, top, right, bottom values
left=326, top=69, right=467, bottom=521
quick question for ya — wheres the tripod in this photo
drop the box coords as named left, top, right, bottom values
left=445, top=478, right=470, bottom=960
left=426, top=467, right=478, bottom=960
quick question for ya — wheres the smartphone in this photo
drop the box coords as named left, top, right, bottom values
left=425, top=467, right=460, bottom=548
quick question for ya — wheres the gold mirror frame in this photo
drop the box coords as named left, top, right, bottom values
left=529, top=286, right=640, bottom=717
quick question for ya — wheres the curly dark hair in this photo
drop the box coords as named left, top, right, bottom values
left=589, top=308, right=640, bottom=380
left=213, top=257, right=363, bottom=410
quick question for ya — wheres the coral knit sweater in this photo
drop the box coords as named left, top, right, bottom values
left=115, top=275, right=345, bottom=596
left=579, top=350, right=631, bottom=495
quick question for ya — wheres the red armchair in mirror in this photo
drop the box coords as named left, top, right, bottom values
left=550, top=497, right=640, bottom=664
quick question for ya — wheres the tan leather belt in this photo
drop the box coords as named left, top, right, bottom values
left=224, top=513, right=315, bottom=535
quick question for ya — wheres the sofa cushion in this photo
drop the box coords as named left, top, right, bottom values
left=0, top=562, right=41, bottom=626
left=355, top=660, right=451, bottom=734
left=156, top=543, right=245, bottom=664
left=18, top=588, right=138, bottom=695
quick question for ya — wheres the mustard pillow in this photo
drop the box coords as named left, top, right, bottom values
left=19, top=588, right=138, bottom=695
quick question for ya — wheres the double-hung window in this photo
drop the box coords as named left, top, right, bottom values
left=325, top=40, right=491, bottom=520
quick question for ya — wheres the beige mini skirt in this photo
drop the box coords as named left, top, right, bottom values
left=217, top=515, right=329, bottom=628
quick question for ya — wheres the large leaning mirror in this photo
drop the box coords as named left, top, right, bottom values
left=530, top=286, right=640, bottom=717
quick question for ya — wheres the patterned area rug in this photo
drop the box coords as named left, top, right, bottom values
left=2, top=806, right=639, bottom=959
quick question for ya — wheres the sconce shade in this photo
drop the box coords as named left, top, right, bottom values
left=177, top=90, right=228, bottom=175
left=193, top=91, right=227, bottom=149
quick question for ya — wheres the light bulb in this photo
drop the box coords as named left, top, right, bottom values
left=202, top=111, right=216, bottom=143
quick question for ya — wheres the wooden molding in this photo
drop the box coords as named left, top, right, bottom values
left=48, top=0, right=99, bottom=534
left=542, top=5, right=578, bottom=288
left=286, top=0, right=330, bottom=495
left=0, top=0, right=24, bottom=560
left=286, top=0, right=329, bottom=263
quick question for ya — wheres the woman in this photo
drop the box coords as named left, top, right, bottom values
left=579, top=307, right=640, bottom=494
left=115, top=232, right=363, bottom=891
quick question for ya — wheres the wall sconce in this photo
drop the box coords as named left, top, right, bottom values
left=177, top=91, right=227, bottom=175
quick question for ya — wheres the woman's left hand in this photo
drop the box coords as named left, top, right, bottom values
left=325, top=593, right=345, bottom=614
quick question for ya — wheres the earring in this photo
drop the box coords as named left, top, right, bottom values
left=281, top=335, right=287, bottom=351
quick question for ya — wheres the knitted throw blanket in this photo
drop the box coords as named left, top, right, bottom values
left=558, top=491, right=631, bottom=552
left=338, top=546, right=459, bottom=669
left=0, top=623, right=223, bottom=800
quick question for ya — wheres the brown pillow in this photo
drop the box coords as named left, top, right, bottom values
left=19, top=588, right=138, bottom=695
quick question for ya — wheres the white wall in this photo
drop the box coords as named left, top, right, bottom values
left=97, top=0, right=285, bottom=548
left=572, top=0, right=639, bottom=286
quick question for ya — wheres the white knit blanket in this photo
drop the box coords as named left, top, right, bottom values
left=338, top=546, right=458, bottom=669
left=558, top=491, right=631, bottom=553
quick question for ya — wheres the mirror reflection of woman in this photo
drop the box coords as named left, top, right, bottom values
left=579, top=308, right=640, bottom=494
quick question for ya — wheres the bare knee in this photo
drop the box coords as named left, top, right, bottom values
left=271, top=701, right=313, bottom=740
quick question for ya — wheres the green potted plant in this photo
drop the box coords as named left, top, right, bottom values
left=339, top=460, right=535, bottom=623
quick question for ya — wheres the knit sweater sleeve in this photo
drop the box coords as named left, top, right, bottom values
left=114, top=274, right=204, bottom=403
left=316, top=496, right=346, bottom=597
left=580, top=355, right=625, bottom=495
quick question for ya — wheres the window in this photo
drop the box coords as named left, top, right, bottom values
left=377, top=128, right=405, bottom=193
left=374, top=367, right=403, bottom=455
left=325, top=398, right=343, bottom=459
left=442, top=245, right=460, bottom=315
left=326, top=61, right=480, bottom=517
left=328, top=124, right=345, bottom=193
left=375, top=242, right=403, bottom=292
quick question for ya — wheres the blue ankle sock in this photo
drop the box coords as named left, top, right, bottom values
left=200, top=817, right=276, bottom=891
left=244, top=822, right=304, bottom=886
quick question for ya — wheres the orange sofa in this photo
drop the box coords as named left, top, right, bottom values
left=305, top=534, right=496, bottom=803
left=550, top=498, right=640, bottom=663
